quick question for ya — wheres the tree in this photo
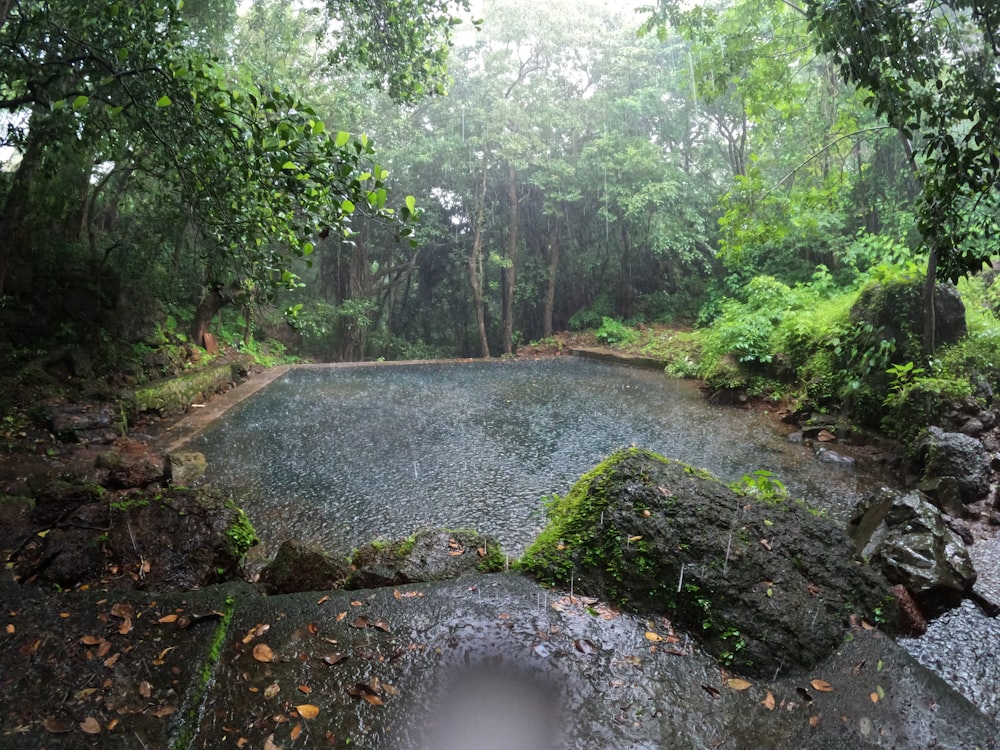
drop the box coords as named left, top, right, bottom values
left=802, top=0, right=1000, bottom=354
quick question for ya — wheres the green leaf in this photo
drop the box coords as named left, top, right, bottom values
left=405, top=195, right=417, bottom=213
left=335, top=131, right=351, bottom=147
left=72, top=95, right=90, bottom=110
left=156, top=95, right=172, bottom=108
left=341, top=199, right=356, bottom=214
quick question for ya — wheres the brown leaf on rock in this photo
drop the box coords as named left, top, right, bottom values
left=264, top=683, right=280, bottom=699
left=97, top=640, right=112, bottom=658
left=644, top=631, right=664, bottom=642
left=295, top=704, right=320, bottom=719
left=252, top=643, right=275, bottom=663
left=362, top=693, right=384, bottom=706
left=726, top=678, right=752, bottom=691
left=350, top=600, right=363, bottom=607
left=79, top=717, right=101, bottom=734
left=350, top=616, right=369, bottom=629
left=158, top=614, right=179, bottom=624
left=298, top=685, right=311, bottom=694
left=448, top=549, right=464, bottom=556
left=307, top=622, right=318, bottom=635
left=103, top=652, right=120, bottom=668
left=322, top=653, right=348, bottom=665
left=80, top=635, right=103, bottom=646
left=810, top=679, right=833, bottom=693
left=336, top=611, right=347, bottom=622
left=290, top=724, right=303, bottom=741
left=573, top=639, right=597, bottom=655
left=372, top=619, right=390, bottom=633
left=761, top=691, right=776, bottom=710
left=138, top=681, right=153, bottom=699
left=42, top=716, right=74, bottom=734
left=317, top=595, right=331, bottom=605
left=153, top=706, right=177, bottom=717
left=242, top=623, right=270, bottom=644
left=264, top=733, right=282, bottom=750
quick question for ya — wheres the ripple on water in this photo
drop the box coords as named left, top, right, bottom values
left=187, top=358, right=886, bottom=557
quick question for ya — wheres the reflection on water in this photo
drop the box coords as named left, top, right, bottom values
left=186, top=358, right=887, bottom=557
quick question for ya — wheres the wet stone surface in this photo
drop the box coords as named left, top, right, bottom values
left=185, top=359, right=890, bottom=559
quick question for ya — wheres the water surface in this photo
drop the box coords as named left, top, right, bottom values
left=187, top=358, right=886, bottom=557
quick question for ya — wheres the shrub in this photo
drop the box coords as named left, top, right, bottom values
left=595, top=317, right=638, bottom=346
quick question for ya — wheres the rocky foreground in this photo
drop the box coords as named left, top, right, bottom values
left=1, top=436, right=998, bottom=748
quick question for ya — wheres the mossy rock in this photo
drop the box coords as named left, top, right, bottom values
left=519, top=448, right=896, bottom=676
left=346, top=528, right=506, bottom=590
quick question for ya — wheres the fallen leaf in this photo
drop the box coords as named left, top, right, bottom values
left=242, top=623, right=270, bottom=644
left=158, top=614, right=178, bottom=624
left=79, top=717, right=101, bottom=734
left=252, top=643, right=275, bottom=663
left=264, top=683, right=280, bottom=699
left=317, top=595, right=331, bottom=605
left=362, top=693, right=384, bottom=706
left=103, top=652, right=120, bottom=668
left=97, top=641, right=112, bottom=658
left=644, top=631, right=664, bottom=642
left=809, top=715, right=820, bottom=728
left=153, top=706, right=177, bottom=717
left=448, top=549, right=464, bottom=556
left=759, top=539, right=772, bottom=551
left=372, top=619, right=390, bottom=633
left=322, top=653, right=348, bottom=665
left=381, top=683, right=399, bottom=697
left=870, top=691, right=879, bottom=704
left=726, top=678, right=752, bottom=691
left=296, top=704, right=320, bottom=719
left=80, top=635, right=103, bottom=645
left=448, top=539, right=460, bottom=549
left=350, top=600, right=363, bottom=607
left=5, top=623, right=12, bottom=634
left=861, top=620, right=875, bottom=631
left=138, top=681, right=152, bottom=698
left=307, top=622, right=318, bottom=635
left=351, top=616, right=369, bottom=629
left=573, top=638, right=597, bottom=655
left=42, top=716, right=74, bottom=733
left=810, top=678, right=833, bottom=693
left=298, top=685, right=311, bottom=694
left=264, top=733, right=282, bottom=750
left=761, top=691, right=776, bottom=711
left=627, top=535, right=643, bottom=543
left=477, top=547, right=486, bottom=556
left=290, top=724, right=303, bottom=741
left=335, top=612, right=347, bottom=622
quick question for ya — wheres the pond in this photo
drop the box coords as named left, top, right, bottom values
left=184, top=357, right=889, bottom=558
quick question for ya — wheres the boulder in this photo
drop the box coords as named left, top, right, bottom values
left=96, top=439, right=166, bottom=489
left=917, top=426, right=990, bottom=509
left=166, top=451, right=208, bottom=486
left=848, top=487, right=976, bottom=617
left=346, top=528, right=506, bottom=590
left=520, top=448, right=895, bottom=677
left=259, top=540, right=351, bottom=594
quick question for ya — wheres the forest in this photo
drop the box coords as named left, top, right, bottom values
left=2, top=0, right=1000, bottom=453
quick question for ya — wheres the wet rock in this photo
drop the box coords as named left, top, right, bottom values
left=102, top=488, right=257, bottom=591
left=520, top=448, right=894, bottom=677
left=30, top=480, right=106, bottom=526
left=47, top=400, right=119, bottom=444
left=346, top=528, right=505, bottom=590
left=166, top=451, right=207, bottom=486
left=259, top=540, right=350, bottom=594
left=96, top=439, right=166, bottom=488
left=917, top=426, right=990, bottom=508
left=849, top=487, right=976, bottom=617
left=814, top=446, right=855, bottom=465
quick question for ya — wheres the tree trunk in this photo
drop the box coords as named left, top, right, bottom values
left=0, top=112, right=47, bottom=297
left=897, top=130, right=937, bottom=355
left=469, top=157, right=491, bottom=359
left=501, top=163, right=519, bottom=355
left=542, top=219, right=562, bottom=339
left=191, top=284, right=239, bottom=347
